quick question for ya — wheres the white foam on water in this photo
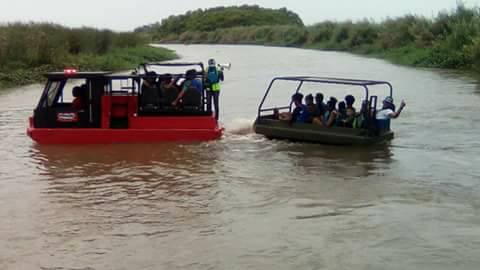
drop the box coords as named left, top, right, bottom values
left=224, top=118, right=254, bottom=135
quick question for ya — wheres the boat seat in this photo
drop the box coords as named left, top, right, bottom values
left=161, top=86, right=179, bottom=106
left=141, top=86, right=161, bottom=110
left=182, top=87, right=202, bottom=110
left=140, top=104, right=161, bottom=113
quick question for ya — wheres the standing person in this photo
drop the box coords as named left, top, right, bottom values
left=205, top=59, right=224, bottom=120
left=375, top=96, right=406, bottom=131
left=376, top=96, right=406, bottom=120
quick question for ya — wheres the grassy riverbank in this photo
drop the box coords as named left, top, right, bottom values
left=0, top=23, right=177, bottom=89
left=141, top=4, right=480, bottom=72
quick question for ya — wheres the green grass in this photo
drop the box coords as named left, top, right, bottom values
left=381, top=46, right=432, bottom=66
left=62, top=46, right=177, bottom=71
left=0, top=46, right=177, bottom=89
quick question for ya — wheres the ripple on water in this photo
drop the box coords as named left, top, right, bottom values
left=2, top=45, right=480, bottom=270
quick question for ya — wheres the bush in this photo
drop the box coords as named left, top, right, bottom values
left=0, top=23, right=151, bottom=71
left=145, top=4, right=480, bottom=71
left=137, top=5, right=304, bottom=35
left=464, top=37, right=480, bottom=70
left=0, top=22, right=177, bottom=89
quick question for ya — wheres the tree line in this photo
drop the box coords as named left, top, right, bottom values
left=135, top=5, right=304, bottom=38
left=140, top=4, right=480, bottom=71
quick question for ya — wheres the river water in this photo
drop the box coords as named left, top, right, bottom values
left=1, top=44, right=479, bottom=270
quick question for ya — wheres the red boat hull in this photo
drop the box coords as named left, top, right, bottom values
left=27, top=116, right=223, bottom=144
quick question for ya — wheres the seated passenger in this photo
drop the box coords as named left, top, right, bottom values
left=72, top=86, right=85, bottom=111
left=323, top=97, right=338, bottom=127
left=172, top=69, right=203, bottom=107
left=344, top=95, right=356, bottom=127
left=315, top=92, right=326, bottom=116
left=313, top=96, right=337, bottom=127
left=141, top=71, right=161, bottom=110
left=305, top=94, right=316, bottom=123
left=278, top=93, right=310, bottom=124
left=335, top=101, right=348, bottom=126
left=182, top=86, right=202, bottom=109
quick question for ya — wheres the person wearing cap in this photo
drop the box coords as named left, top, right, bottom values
left=376, top=96, right=406, bottom=120
left=205, top=59, right=224, bottom=120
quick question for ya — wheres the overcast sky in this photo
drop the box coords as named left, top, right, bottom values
left=1, top=0, right=479, bottom=31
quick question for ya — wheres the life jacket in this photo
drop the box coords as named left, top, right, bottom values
left=207, top=67, right=221, bottom=91
left=353, top=114, right=365, bottom=129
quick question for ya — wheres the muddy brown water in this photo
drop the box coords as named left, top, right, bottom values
left=1, top=44, right=480, bottom=270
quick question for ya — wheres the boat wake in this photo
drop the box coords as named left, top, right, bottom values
left=224, top=118, right=254, bottom=135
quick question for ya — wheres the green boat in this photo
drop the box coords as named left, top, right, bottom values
left=253, top=76, right=396, bottom=145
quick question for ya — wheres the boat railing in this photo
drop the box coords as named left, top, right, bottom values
left=259, top=106, right=290, bottom=114
left=257, top=76, right=394, bottom=118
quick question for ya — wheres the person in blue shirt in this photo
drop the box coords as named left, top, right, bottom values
left=172, top=69, right=203, bottom=107
left=205, top=59, right=224, bottom=120
left=290, top=93, right=310, bottom=124
left=324, top=97, right=338, bottom=127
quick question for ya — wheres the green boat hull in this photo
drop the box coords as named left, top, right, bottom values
left=254, top=118, right=394, bottom=145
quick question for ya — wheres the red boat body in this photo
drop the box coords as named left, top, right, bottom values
left=27, top=76, right=224, bottom=144
left=27, top=116, right=223, bottom=144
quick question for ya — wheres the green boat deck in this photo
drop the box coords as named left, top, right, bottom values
left=254, top=117, right=394, bottom=145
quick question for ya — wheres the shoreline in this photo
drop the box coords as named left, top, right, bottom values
left=156, top=42, right=476, bottom=73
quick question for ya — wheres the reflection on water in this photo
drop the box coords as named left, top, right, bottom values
left=1, top=45, right=480, bottom=270
left=32, top=143, right=222, bottom=212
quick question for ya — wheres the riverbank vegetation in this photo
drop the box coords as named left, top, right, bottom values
left=138, top=4, right=480, bottom=72
left=135, top=5, right=303, bottom=40
left=0, top=23, right=176, bottom=89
